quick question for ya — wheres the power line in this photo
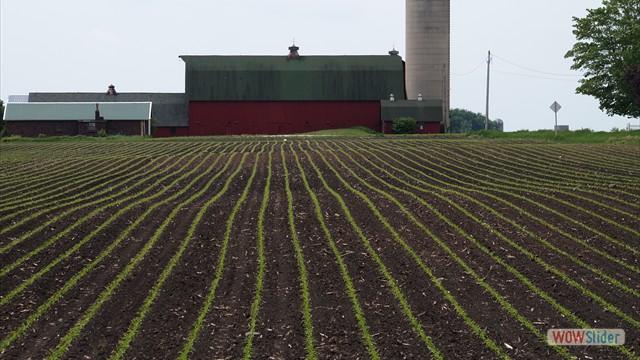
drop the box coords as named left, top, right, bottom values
left=492, top=53, right=581, bottom=77
left=493, top=69, right=579, bottom=82
left=452, top=58, right=486, bottom=76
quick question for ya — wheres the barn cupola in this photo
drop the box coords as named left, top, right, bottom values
left=106, top=84, right=117, bottom=96
left=287, top=43, right=300, bottom=60
left=389, top=47, right=399, bottom=56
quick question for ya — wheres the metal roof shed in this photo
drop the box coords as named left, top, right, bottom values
left=381, top=99, right=443, bottom=134
left=4, top=102, right=153, bottom=137
left=4, top=102, right=152, bottom=121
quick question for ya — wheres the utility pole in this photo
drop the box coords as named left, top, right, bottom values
left=442, top=63, right=449, bottom=133
left=485, top=50, right=491, bottom=130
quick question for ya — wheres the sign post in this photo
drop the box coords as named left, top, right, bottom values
left=550, top=101, right=562, bottom=135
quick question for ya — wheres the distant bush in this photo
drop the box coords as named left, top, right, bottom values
left=392, top=117, right=417, bottom=134
left=98, top=129, right=108, bottom=137
left=449, top=108, right=502, bottom=133
left=1, top=135, right=22, bottom=142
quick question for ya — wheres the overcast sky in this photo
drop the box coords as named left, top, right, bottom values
left=1, top=0, right=635, bottom=131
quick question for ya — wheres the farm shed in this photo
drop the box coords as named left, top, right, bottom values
left=381, top=100, right=443, bottom=134
left=28, top=91, right=189, bottom=137
left=3, top=102, right=152, bottom=137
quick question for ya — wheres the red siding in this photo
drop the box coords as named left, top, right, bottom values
left=7, top=120, right=146, bottom=137
left=188, top=101, right=382, bottom=135
left=419, top=121, right=441, bottom=134
left=7, top=121, right=78, bottom=137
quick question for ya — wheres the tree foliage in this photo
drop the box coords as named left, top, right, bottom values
left=0, top=100, right=6, bottom=137
left=392, top=117, right=417, bottom=134
left=565, top=0, right=640, bottom=118
left=624, top=65, right=640, bottom=105
left=449, top=108, right=501, bottom=133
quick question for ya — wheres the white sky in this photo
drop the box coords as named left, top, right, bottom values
left=1, top=0, right=636, bottom=131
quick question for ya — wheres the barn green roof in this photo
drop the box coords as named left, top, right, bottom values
left=180, top=55, right=406, bottom=101
left=4, top=102, right=152, bottom=121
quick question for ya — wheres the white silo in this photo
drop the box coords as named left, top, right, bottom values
left=406, top=0, right=450, bottom=130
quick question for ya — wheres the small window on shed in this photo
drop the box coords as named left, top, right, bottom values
left=55, top=122, right=64, bottom=132
left=87, top=122, right=96, bottom=132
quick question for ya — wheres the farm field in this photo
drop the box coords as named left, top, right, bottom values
left=0, top=137, right=639, bottom=359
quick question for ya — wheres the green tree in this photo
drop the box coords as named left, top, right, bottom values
left=449, top=108, right=501, bottom=133
left=565, top=0, right=640, bottom=118
left=392, top=117, right=417, bottom=134
left=0, top=100, right=6, bottom=137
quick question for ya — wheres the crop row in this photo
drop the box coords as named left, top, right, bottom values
left=0, top=138, right=638, bottom=359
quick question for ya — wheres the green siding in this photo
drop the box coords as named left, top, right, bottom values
left=180, top=55, right=406, bottom=101
left=4, top=102, right=152, bottom=121
left=381, top=100, right=442, bottom=123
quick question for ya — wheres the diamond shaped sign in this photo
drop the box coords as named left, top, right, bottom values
left=550, top=101, right=562, bottom=113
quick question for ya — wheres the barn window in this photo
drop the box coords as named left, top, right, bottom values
left=87, top=122, right=96, bottom=132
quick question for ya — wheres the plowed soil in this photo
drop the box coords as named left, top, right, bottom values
left=1, top=138, right=638, bottom=359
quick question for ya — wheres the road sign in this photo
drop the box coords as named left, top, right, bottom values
left=550, top=101, right=562, bottom=134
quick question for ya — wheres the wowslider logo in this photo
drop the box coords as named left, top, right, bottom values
left=548, top=329, right=625, bottom=346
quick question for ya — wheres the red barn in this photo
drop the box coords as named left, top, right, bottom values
left=177, top=46, right=442, bottom=136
